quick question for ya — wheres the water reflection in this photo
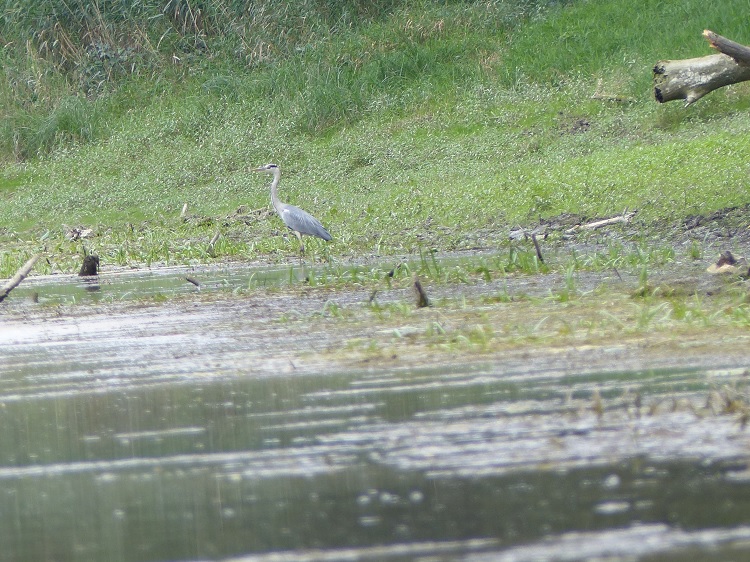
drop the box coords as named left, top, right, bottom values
left=0, top=361, right=749, bottom=561
left=80, top=276, right=101, bottom=294
left=2, top=451, right=750, bottom=560
left=5, top=262, right=384, bottom=306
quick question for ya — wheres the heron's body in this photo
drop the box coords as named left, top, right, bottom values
left=253, top=163, right=332, bottom=253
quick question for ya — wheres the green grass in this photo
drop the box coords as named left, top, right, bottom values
left=1, top=0, right=750, bottom=276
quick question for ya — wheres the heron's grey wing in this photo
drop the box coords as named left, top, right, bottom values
left=280, top=204, right=332, bottom=241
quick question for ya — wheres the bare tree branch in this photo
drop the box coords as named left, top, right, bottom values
left=0, top=255, right=40, bottom=303
left=703, top=30, right=750, bottom=65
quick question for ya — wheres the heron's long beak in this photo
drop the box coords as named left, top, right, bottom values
left=252, top=167, right=265, bottom=172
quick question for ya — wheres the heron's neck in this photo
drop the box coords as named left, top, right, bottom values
left=269, top=169, right=283, bottom=212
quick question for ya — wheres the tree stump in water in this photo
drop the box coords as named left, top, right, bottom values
left=79, top=255, right=100, bottom=276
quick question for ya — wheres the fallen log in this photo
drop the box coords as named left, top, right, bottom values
left=654, top=30, right=750, bottom=105
left=0, top=254, right=40, bottom=303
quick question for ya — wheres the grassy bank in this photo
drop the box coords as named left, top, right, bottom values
left=1, top=0, right=750, bottom=276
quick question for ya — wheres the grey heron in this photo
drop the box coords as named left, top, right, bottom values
left=253, top=163, right=332, bottom=254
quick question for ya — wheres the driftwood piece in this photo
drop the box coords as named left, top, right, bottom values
left=207, top=230, right=221, bottom=257
left=706, top=250, right=749, bottom=275
left=0, top=255, right=40, bottom=303
left=654, top=30, right=750, bottom=105
left=564, top=211, right=636, bottom=235
left=530, top=233, right=544, bottom=263
left=508, top=225, right=546, bottom=242
left=65, top=226, right=94, bottom=241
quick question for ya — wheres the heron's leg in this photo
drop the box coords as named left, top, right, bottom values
left=294, top=231, right=305, bottom=255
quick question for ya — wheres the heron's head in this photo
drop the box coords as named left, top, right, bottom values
left=253, top=163, right=279, bottom=174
